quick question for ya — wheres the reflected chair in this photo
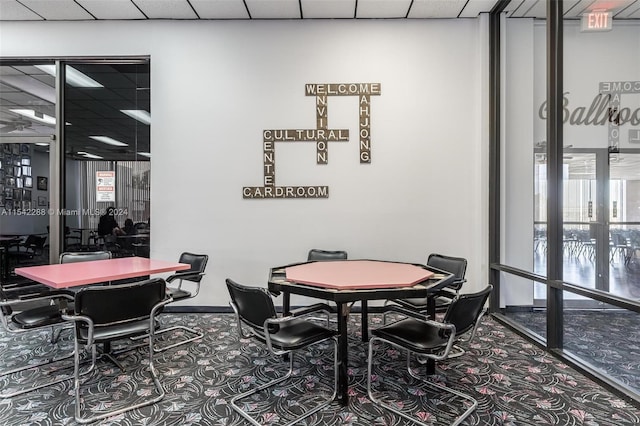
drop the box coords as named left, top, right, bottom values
left=226, top=278, right=338, bottom=426
left=7, top=234, right=47, bottom=264
left=385, top=253, right=467, bottom=321
left=147, top=252, right=208, bottom=352
left=0, top=284, right=75, bottom=398
left=61, top=278, right=170, bottom=424
left=368, top=285, right=493, bottom=426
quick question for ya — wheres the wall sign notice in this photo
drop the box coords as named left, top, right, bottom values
left=243, top=82, right=381, bottom=199
left=96, top=171, right=115, bottom=202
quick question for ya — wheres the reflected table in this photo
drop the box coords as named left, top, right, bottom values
left=0, top=236, right=20, bottom=279
left=268, top=259, right=455, bottom=406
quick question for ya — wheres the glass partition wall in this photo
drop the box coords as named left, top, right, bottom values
left=493, top=1, right=640, bottom=402
left=0, top=59, right=150, bottom=280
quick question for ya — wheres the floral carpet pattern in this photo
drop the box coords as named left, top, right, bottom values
left=503, top=310, right=640, bottom=393
left=0, top=312, right=638, bottom=425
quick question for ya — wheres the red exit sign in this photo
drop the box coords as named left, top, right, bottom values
left=581, top=10, right=612, bottom=32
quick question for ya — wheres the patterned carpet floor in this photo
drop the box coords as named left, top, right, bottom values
left=503, top=310, right=640, bottom=394
left=0, top=312, right=639, bottom=425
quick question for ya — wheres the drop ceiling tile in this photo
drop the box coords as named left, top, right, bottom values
left=190, top=0, right=249, bottom=19
left=357, top=0, right=412, bottom=18
left=133, top=0, right=198, bottom=19
left=524, top=0, right=547, bottom=18
left=624, top=5, right=640, bottom=18
left=302, top=0, right=356, bottom=18
left=508, top=0, right=538, bottom=18
left=408, top=0, right=467, bottom=18
left=0, top=0, right=43, bottom=20
left=19, top=0, right=94, bottom=20
left=245, top=0, right=300, bottom=19
left=563, top=0, right=593, bottom=18
left=77, top=0, right=146, bottom=20
left=458, top=0, right=500, bottom=18
left=593, top=0, right=638, bottom=18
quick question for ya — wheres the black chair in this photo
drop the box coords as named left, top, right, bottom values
left=61, top=278, right=170, bottom=424
left=307, top=248, right=348, bottom=262
left=226, top=278, right=338, bottom=426
left=0, top=284, right=75, bottom=398
left=7, top=234, right=47, bottom=264
left=302, top=249, right=348, bottom=324
left=102, top=234, right=124, bottom=257
left=386, top=253, right=468, bottom=318
left=60, top=250, right=112, bottom=264
left=368, top=285, right=493, bottom=426
left=150, top=252, right=208, bottom=351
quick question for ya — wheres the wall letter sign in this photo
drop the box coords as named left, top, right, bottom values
left=243, top=82, right=381, bottom=199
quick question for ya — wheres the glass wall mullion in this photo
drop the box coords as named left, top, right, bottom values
left=545, top=0, right=564, bottom=350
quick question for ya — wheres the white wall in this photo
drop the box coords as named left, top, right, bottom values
left=0, top=19, right=489, bottom=307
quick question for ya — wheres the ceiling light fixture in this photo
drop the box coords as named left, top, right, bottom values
left=77, top=151, right=103, bottom=159
left=120, top=109, right=151, bottom=125
left=35, top=64, right=103, bottom=88
left=10, top=109, right=56, bottom=125
left=89, top=135, right=128, bottom=147
left=137, top=152, right=151, bottom=158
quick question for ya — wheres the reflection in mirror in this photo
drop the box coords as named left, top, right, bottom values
left=63, top=61, right=151, bottom=257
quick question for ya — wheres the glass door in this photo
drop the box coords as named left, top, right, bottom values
left=535, top=149, right=640, bottom=304
left=609, top=151, right=640, bottom=300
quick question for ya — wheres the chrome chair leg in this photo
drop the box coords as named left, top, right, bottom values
left=368, top=337, right=477, bottom=426
left=73, top=330, right=165, bottom=424
left=230, top=337, right=338, bottom=426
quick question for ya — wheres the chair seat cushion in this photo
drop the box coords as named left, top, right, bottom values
left=79, top=319, right=155, bottom=343
left=12, top=305, right=63, bottom=329
left=167, top=287, right=192, bottom=301
left=268, top=318, right=337, bottom=351
left=372, top=318, right=450, bottom=353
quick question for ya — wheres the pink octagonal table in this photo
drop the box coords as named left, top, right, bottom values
left=269, top=259, right=455, bottom=406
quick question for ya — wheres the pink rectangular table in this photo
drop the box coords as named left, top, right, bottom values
left=15, top=257, right=190, bottom=289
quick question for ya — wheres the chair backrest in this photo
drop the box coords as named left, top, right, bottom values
left=427, top=253, right=467, bottom=280
left=226, top=279, right=277, bottom=331
left=74, top=278, right=166, bottom=326
left=178, top=252, right=209, bottom=282
left=443, top=285, right=493, bottom=337
left=135, top=222, right=149, bottom=231
left=427, top=253, right=467, bottom=290
left=34, top=235, right=47, bottom=247
left=307, top=249, right=348, bottom=261
left=60, top=251, right=112, bottom=264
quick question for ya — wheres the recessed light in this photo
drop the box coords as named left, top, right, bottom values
left=77, top=151, right=103, bottom=159
left=10, top=109, right=56, bottom=125
left=121, top=109, right=151, bottom=125
left=35, top=64, right=103, bottom=88
left=89, top=136, right=128, bottom=147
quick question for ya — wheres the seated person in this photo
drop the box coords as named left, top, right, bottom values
left=98, top=207, right=125, bottom=236
left=123, top=218, right=135, bottom=235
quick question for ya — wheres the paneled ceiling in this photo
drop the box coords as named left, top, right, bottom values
left=0, top=0, right=639, bottom=21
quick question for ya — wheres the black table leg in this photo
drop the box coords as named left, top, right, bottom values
left=360, top=300, right=368, bottom=341
left=282, top=292, right=291, bottom=316
left=336, top=301, right=349, bottom=406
